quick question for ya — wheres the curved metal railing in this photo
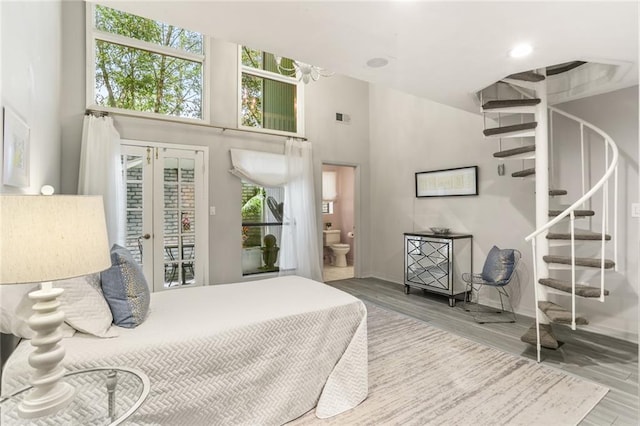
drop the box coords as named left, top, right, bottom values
left=525, top=106, right=618, bottom=362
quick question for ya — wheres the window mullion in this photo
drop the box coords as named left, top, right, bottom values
left=241, top=65, right=298, bottom=85
left=93, top=29, right=205, bottom=63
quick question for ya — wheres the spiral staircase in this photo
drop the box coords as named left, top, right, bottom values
left=480, top=63, right=619, bottom=362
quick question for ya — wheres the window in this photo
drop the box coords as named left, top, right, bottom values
left=241, top=182, right=283, bottom=276
left=239, top=46, right=303, bottom=135
left=322, top=201, right=334, bottom=214
left=87, top=3, right=207, bottom=120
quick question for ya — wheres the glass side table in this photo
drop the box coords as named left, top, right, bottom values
left=1, top=367, right=150, bottom=425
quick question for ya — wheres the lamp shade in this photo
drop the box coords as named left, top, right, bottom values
left=0, top=195, right=111, bottom=284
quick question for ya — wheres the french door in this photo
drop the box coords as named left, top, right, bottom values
left=122, top=141, right=208, bottom=292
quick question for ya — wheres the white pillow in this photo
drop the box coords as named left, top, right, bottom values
left=56, top=274, right=118, bottom=338
left=0, top=283, right=76, bottom=339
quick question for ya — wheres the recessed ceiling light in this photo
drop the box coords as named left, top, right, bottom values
left=366, top=57, right=389, bottom=68
left=510, top=43, right=533, bottom=58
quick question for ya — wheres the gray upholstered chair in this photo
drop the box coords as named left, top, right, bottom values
left=462, top=246, right=521, bottom=323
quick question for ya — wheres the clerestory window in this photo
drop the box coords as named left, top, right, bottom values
left=87, top=3, right=207, bottom=121
left=239, top=47, right=304, bottom=136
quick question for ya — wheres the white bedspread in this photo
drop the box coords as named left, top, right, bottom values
left=2, top=276, right=368, bottom=425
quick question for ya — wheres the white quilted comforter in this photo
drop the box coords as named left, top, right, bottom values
left=2, top=276, right=368, bottom=425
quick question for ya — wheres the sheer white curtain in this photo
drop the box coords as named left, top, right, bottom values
left=229, top=148, right=287, bottom=187
left=78, top=115, right=125, bottom=246
left=279, top=139, right=323, bottom=282
left=229, top=141, right=322, bottom=281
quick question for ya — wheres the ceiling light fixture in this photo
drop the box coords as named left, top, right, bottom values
left=274, top=56, right=333, bottom=84
left=510, top=43, right=533, bottom=58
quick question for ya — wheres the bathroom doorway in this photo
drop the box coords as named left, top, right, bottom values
left=321, top=164, right=356, bottom=282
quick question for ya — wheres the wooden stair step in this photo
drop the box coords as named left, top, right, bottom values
left=543, top=255, right=615, bottom=269
left=520, top=323, right=558, bottom=349
left=539, top=278, right=610, bottom=298
left=506, top=71, right=546, bottom=82
left=493, top=145, right=535, bottom=158
left=546, top=61, right=587, bottom=76
left=547, top=231, right=611, bottom=241
left=548, top=209, right=594, bottom=217
left=482, top=98, right=541, bottom=110
left=538, top=301, right=589, bottom=325
left=549, top=189, right=568, bottom=196
left=484, top=122, right=537, bottom=137
left=512, top=168, right=535, bottom=178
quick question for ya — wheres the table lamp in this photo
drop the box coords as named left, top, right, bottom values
left=0, top=195, right=111, bottom=418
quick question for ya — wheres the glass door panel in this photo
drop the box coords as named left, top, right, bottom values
left=123, top=142, right=207, bottom=293
left=155, top=149, right=205, bottom=291
left=121, top=146, right=153, bottom=283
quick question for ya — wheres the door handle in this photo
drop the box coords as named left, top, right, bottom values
left=141, top=233, right=151, bottom=240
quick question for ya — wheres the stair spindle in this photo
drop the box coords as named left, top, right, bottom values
left=570, top=211, right=576, bottom=331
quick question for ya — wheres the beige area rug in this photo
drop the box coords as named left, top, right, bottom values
left=290, top=303, right=609, bottom=426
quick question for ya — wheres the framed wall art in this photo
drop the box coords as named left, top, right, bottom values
left=2, top=107, right=30, bottom=188
left=415, top=165, right=478, bottom=197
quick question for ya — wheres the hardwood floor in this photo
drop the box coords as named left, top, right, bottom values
left=327, top=277, right=639, bottom=426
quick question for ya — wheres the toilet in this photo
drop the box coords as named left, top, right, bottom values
left=323, top=230, right=351, bottom=267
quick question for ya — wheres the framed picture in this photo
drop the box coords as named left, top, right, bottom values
left=2, top=107, right=30, bottom=188
left=416, top=165, right=478, bottom=197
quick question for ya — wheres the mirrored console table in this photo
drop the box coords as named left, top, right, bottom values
left=404, top=231, right=473, bottom=307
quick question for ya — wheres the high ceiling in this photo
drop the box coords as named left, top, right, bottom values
left=97, top=1, right=639, bottom=112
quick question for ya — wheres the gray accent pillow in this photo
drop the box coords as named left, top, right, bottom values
left=481, top=246, right=516, bottom=284
left=101, top=244, right=150, bottom=328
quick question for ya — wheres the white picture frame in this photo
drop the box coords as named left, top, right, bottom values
left=2, top=107, right=30, bottom=188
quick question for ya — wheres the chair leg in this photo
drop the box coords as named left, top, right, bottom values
left=471, top=284, right=484, bottom=323
left=475, top=286, right=516, bottom=323
left=500, top=287, right=517, bottom=323
left=166, top=263, right=178, bottom=286
left=462, top=282, right=472, bottom=312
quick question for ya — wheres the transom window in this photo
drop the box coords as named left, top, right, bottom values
left=87, top=3, right=207, bottom=120
left=239, top=47, right=304, bottom=136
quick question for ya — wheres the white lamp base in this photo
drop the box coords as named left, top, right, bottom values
left=19, top=382, right=75, bottom=418
left=19, top=282, right=75, bottom=418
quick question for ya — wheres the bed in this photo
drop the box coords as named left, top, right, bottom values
left=1, top=276, right=368, bottom=425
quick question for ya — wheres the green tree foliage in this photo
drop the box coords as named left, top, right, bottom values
left=241, top=47, right=264, bottom=128
left=241, top=184, right=264, bottom=247
left=94, top=5, right=203, bottom=119
left=240, top=47, right=297, bottom=131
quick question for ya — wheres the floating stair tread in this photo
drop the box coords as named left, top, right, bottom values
left=493, top=145, right=536, bottom=158
left=547, top=231, right=611, bottom=241
left=542, top=255, right=615, bottom=269
left=520, top=323, right=558, bottom=349
left=546, top=61, right=587, bottom=76
left=549, top=189, right=568, bottom=196
left=482, top=99, right=541, bottom=110
left=484, top=122, right=537, bottom=137
left=506, top=71, right=546, bottom=82
left=538, top=301, right=589, bottom=325
left=512, top=168, right=535, bottom=178
left=539, top=278, right=610, bottom=297
left=548, top=209, right=594, bottom=217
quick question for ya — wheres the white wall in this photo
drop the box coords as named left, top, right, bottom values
left=553, top=86, right=638, bottom=341
left=1, top=0, right=62, bottom=194
left=368, top=84, right=638, bottom=342
left=59, top=1, right=371, bottom=284
left=306, top=75, right=371, bottom=277
left=368, top=84, right=537, bottom=311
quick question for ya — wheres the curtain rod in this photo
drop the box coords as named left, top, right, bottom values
left=85, top=109, right=307, bottom=141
